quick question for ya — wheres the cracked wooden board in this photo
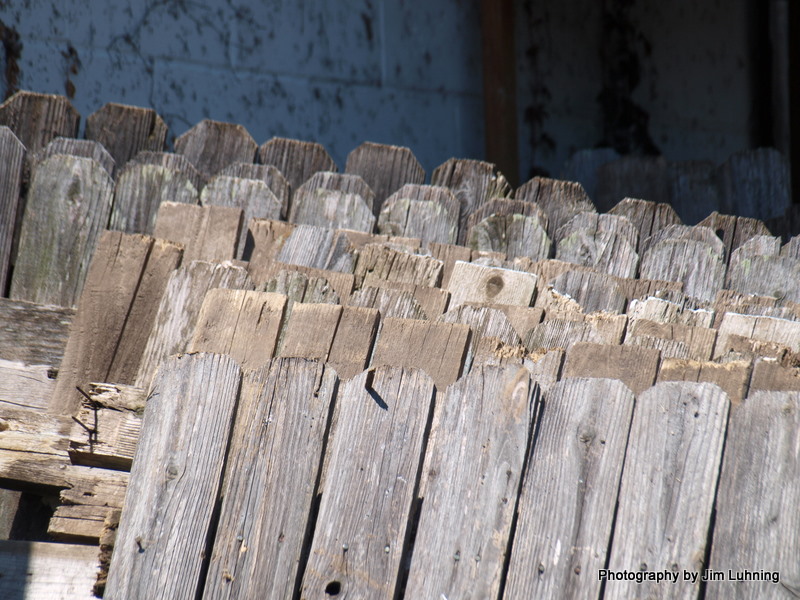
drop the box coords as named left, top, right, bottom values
left=32, top=137, right=115, bottom=178
left=218, top=162, right=291, bottom=219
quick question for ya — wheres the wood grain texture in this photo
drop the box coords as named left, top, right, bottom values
left=624, top=319, right=717, bottom=361
left=562, top=342, right=660, bottom=395
left=327, top=306, right=380, bottom=379
left=515, top=176, right=596, bottom=240
left=218, top=162, right=291, bottom=219
left=153, top=201, right=243, bottom=263
left=85, top=102, right=167, bottom=172
left=275, top=225, right=356, bottom=273
left=278, top=303, right=342, bottom=360
left=10, top=155, right=114, bottom=307
left=0, top=296, right=73, bottom=367
left=348, top=286, right=427, bottom=319
left=258, top=136, right=337, bottom=191
left=173, top=119, right=257, bottom=176
left=447, top=261, right=537, bottom=309
left=203, top=359, right=337, bottom=600
left=706, top=391, right=800, bottom=600
left=526, top=314, right=626, bottom=351
left=358, top=279, right=450, bottom=319
left=105, top=353, right=242, bottom=600
left=627, top=297, right=714, bottom=328
left=200, top=175, right=282, bottom=258
left=130, top=150, right=207, bottom=193
left=468, top=213, right=552, bottom=261
left=555, top=229, right=639, bottom=278
left=134, top=260, right=253, bottom=389
left=504, top=377, right=635, bottom=600
left=438, top=304, right=521, bottom=371
left=32, top=137, right=115, bottom=178
left=464, top=197, right=548, bottom=234
left=0, top=127, right=24, bottom=294
left=0, top=359, right=56, bottom=412
left=747, top=358, right=800, bottom=393
left=0, top=90, right=79, bottom=152
left=544, top=270, right=627, bottom=314
left=714, top=313, right=800, bottom=359
left=556, top=211, right=638, bottom=248
left=608, top=197, right=681, bottom=250
left=189, top=288, right=287, bottom=369
left=371, top=317, right=470, bottom=390
left=354, top=243, right=443, bottom=288
left=301, top=367, right=435, bottom=599
left=605, top=382, right=729, bottom=600
left=426, top=242, right=472, bottom=288
left=640, top=238, right=726, bottom=303
left=111, top=163, right=199, bottom=234
left=378, top=194, right=458, bottom=245
left=294, top=171, right=375, bottom=213
left=244, top=218, right=295, bottom=268
left=262, top=268, right=341, bottom=307
left=406, top=365, right=536, bottom=600
left=345, top=141, right=425, bottom=216
left=290, top=188, right=376, bottom=233
left=657, top=358, right=752, bottom=405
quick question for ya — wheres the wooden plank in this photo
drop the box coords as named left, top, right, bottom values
left=201, top=175, right=282, bottom=258
left=555, top=228, right=639, bottom=278
left=556, top=211, right=638, bottom=248
left=405, top=365, right=536, bottom=599
left=0, top=90, right=79, bottom=153
left=301, top=366, right=435, bottom=599
left=504, top=378, right=635, bottom=600
left=605, top=382, right=729, bottom=600
left=426, top=242, right=472, bottom=289
left=705, top=391, right=800, bottom=600
left=491, top=304, right=543, bottom=339
left=447, top=260, right=537, bottom=309
left=371, top=317, right=470, bottom=390
left=203, top=359, right=338, bottom=600
left=0, top=539, right=100, bottom=600
left=468, top=213, right=552, bottom=261
left=353, top=278, right=450, bottom=319
left=658, top=358, right=751, bottom=406
left=277, top=302, right=341, bottom=360
left=541, top=269, right=627, bottom=314
left=85, top=102, right=167, bottom=172
left=748, top=358, right=800, bottom=393
left=627, top=296, right=714, bottom=329
left=134, top=261, right=252, bottom=389
left=0, top=297, right=73, bottom=367
left=641, top=223, right=726, bottom=257
left=275, top=225, right=357, bottom=273
left=0, top=126, right=24, bottom=294
left=526, top=314, right=626, bottom=351
left=438, top=304, right=520, bottom=371
left=0, top=359, right=56, bottom=412
left=515, top=176, right=596, bottom=240
left=218, top=162, right=291, bottom=219
left=431, top=158, right=499, bottom=244
left=244, top=218, right=295, bottom=269
left=698, top=210, right=773, bottom=262
left=464, top=196, right=548, bottom=234
left=327, top=306, right=379, bottom=379
left=173, top=118, right=257, bottom=176
left=562, top=342, right=660, bottom=395
left=714, top=313, right=800, bottom=360
left=153, top=201, right=242, bottom=263
left=130, top=150, right=207, bottom=193
left=189, top=289, right=287, bottom=369
left=258, top=136, right=337, bottom=191
left=354, top=243, right=443, bottom=287
left=255, top=261, right=354, bottom=305
left=10, top=155, right=114, bottom=307
left=624, top=319, right=717, bottom=361
left=345, top=141, right=425, bottom=215
left=640, top=238, right=726, bottom=303
left=378, top=191, right=458, bottom=245
left=608, top=197, right=682, bottom=250
left=33, top=137, right=115, bottom=178
left=290, top=188, right=375, bottom=232
left=262, top=268, right=342, bottom=306
left=68, top=382, right=146, bottom=470
left=348, top=286, right=427, bottom=319
left=727, top=254, right=800, bottom=303
left=110, top=162, right=199, bottom=234
left=105, top=353, right=242, bottom=600
left=50, top=474, right=127, bottom=543
left=294, top=171, right=375, bottom=213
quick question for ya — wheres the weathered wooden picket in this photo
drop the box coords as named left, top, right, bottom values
left=0, top=89, right=799, bottom=599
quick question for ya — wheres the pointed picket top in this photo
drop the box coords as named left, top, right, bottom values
left=259, top=136, right=337, bottom=191
left=218, top=162, right=291, bottom=219
left=293, top=171, right=375, bottom=213
left=174, top=119, right=258, bottom=176
left=465, top=197, right=549, bottom=234
left=467, top=213, right=552, bottom=262
left=378, top=184, right=459, bottom=245
left=32, top=137, right=115, bottom=179
left=515, top=176, right=596, bottom=240
left=85, top=102, right=167, bottom=171
left=608, top=197, right=681, bottom=251
left=0, top=90, right=80, bottom=152
left=131, top=150, right=207, bottom=193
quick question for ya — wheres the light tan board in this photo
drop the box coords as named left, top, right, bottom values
left=426, top=242, right=472, bottom=289
left=624, top=319, right=717, bottom=361
left=49, top=473, right=128, bottom=544
left=525, top=314, right=627, bottom=351
left=605, top=382, right=729, bottom=600
left=345, top=141, right=425, bottom=216
left=562, top=342, right=660, bottom=395
left=153, top=201, right=243, bottom=263
left=0, top=127, right=24, bottom=293
left=10, top=155, right=113, bottom=307
left=173, top=119, right=257, bottom=176
left=327, top=306, right=380, bottom=379
left=290, top=188, right=375, bottom=233
left=0, top=90, right=79, bottom=153
left=201, top=175, right=282, bottom=258
left=504, top=377, right=635, bottom=600
left=657, top=358, right=751, bottom=405
left=111, top=163, right=199, bottom=234
left=85, top=102, right=167, bottom=171
left=406, top=366, right=536, bottom=599
left=468, top=213, right=552, bottom=262
left=32, top=137, right=115, bottom=178
left=371, top=317, right=470, bottom=390
left=245, top=218, right=295, bottom=269
left=438, top=304, right=521, bottom=371
left=431, top=158, right=497, bottom=244
left=50, top=232, right=182, bottom=415
left=354, top=243, right=443, bottom=288
left=748, top=358, right=800, bottom=394
left=134, top=260, right=253, bottom=389
left=218, top=162, right=291, bottom=219
left=706, top=391, right=800, bottom=600
left=189, top=289, right=287, bottom=369
left=105, top=353, right=242, bottom=600
left=447, top=261, right=537, bottom=309
left=492, top=304, right=544, bottom=340
left=608, top=197, right=682, bottom=250
left=349, top=286, right=427, bottom=319
left=714, top=312, right=800, bottom=360
left=615, top=277, right=685, bottom=307
left=130, top=150, right=207, bottom=193
left=0, top=297, right=73, bottom=367
left=515, top=176, right=596, bottom=240
left=640, top=238, right=726, bottom=303
left=301, top=367, right=435, bottom=599
left=203, top=359, right=337, bottom=600
left=278, top=303, right=342, bottom=360
left=258, top=136, right=337, bottom=191
left=0, top=539, right=100, bottom=600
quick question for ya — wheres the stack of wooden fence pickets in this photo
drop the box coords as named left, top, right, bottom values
left=0, top=90, right=799, bottom=599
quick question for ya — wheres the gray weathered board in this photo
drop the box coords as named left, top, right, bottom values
left=378, top=184, right=458, bottom=245
left=130, top=150, right=207, bottom=193
left=32, top=137, right=115, bottom=178
left=258, top=136, right=337, bottom=191
left=608, top=197, right=681, bottom=250
left=405, top=365, right=536, bottom=600
left=290, top=188, right=375, bottom=232
left=604, top=382, right=729, bottom=600
left=0, top=90, right=79, bottom=153
left=0, top=298, right=73, bottom=368
left=202, top=359, right=338, bottom=600
left=658, top=358, right=751, bottom=406
left=503, top=377, right=635, bottom=600
left=301, top=367, right=435, bottom=599
left=0, top=127, right=25, bottom=294
left=515, top=176, right=596, bottom=240
left=468, top=213, right=552, bottom=262
left=104, top=353, right=242, bottom=600
left=543, top=270, right=627, bottom=314
left=438, top=304, right=521, bottom=371
left=705, top=391, right=800, bottom=600
left=431, top=158, right=498, bottom=244
left=85, top=102, right=168, bottom=171
left=174, top=119, right=257, bottom=176
left=218, top=162, right=291, bottom=219
left=640, top=238, right=726, bottom=302
left=354, top=244, right=443, bottom=287
left=447, top=261, right=537, bottom=309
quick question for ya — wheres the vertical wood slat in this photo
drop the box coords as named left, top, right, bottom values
left=301, top=367, right=436, bottom=599
left=10, top=155, right=114, bottom=307
left=0, top=90, right=79, bottom=153
left=173, top=119, right=257, bottom=177
left=153, top=202, right=243, bottom=264
left=32, top=137, right=115, bottom=179
left=605, top=382, right=730, bottom=600
left=0, top=126, right=25, bottom=295
left=85, top=102, right=167, bottom=172
left=706, top=391, right=800, bottom=599
left=503, top=377, right=635, bottom=600
left=258, top=136, right=337, bottom=192
left=104, top=353, right=242, bottom=600
left=202, top=359, right=338, bottom=600
left=405, top=365, right=536, bottom=600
